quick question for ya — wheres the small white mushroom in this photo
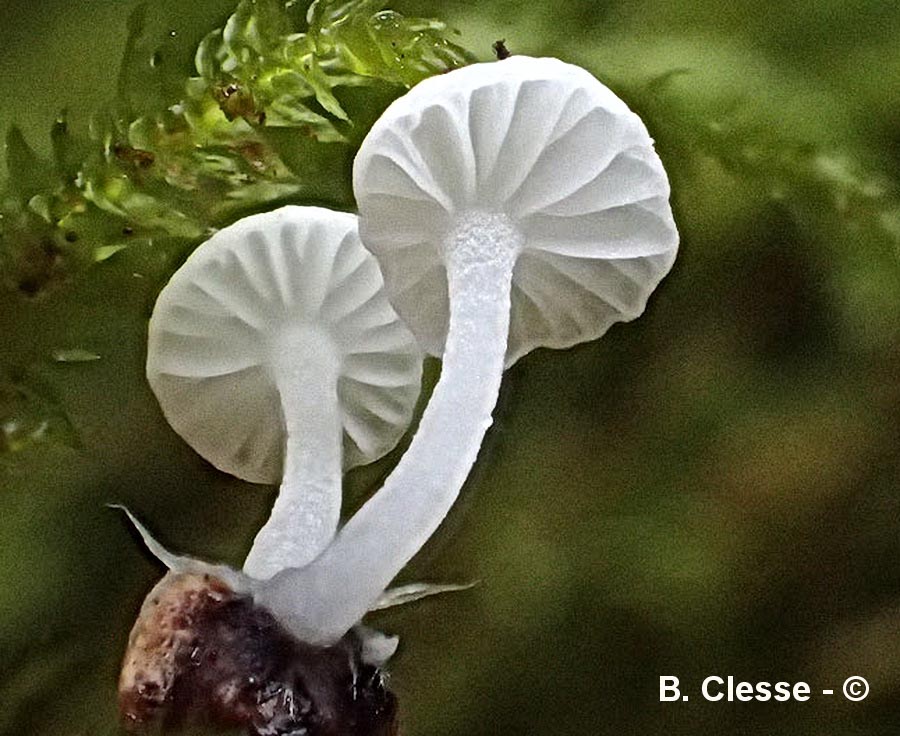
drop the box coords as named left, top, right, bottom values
left=258, top=56, right=678, bottom=642
left=146, top=205, right=422, bottom=579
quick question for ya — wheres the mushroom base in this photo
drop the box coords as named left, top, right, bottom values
left=119, top=571, right=397, bottom=736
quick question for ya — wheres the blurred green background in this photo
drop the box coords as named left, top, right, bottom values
left=1, top=1, right=898, bottom=735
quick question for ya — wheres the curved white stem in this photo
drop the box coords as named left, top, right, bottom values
left=260, top=213, right=520, bottom=643
left=243, top=326, right=343, bottom=580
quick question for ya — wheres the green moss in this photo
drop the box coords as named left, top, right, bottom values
left=0, top=0, right=473, bottom=300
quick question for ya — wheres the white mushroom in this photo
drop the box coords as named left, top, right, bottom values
left=258, top=56, right=678, bottom=642
left=146, top=205, right=422, bottom=579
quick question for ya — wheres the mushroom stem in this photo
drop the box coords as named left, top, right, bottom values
left=243, top=326, right=344, bottom=580
left=261, top=214, right=521, bottom=643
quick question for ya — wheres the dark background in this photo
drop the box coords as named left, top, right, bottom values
left=1, top=1, right=898, bottom=734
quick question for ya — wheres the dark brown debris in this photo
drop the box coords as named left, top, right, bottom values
left=492, top=39, right=511, bottom=60
left=119, top=571, right=397, bottom=736
left=112, top=143, right=155, bottom=170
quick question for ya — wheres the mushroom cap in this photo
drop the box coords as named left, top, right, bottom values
left=353, top=56, right=678, bottom=366
left=147, top=206, right=423, bottom=484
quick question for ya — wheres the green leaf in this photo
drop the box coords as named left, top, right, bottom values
left=117, top=3, right=149, bottom=102
left=92, top=244, right=128, bottom=262
left=50, top=348, right=102, bottom=363
left=195, top=29, right=225, bottom=81
left=223, top=0, right=292, bottom=58
left=5, top=128, right=55, bottom=199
